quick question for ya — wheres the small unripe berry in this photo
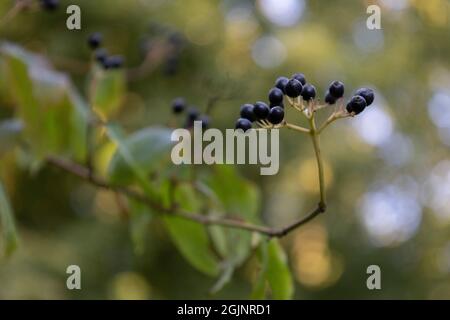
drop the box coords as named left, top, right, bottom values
left=172, top=98, right=186, bottom=114
left=88, top=33, right=103, bottom=50
left=40, top=0, right=59, bottom=10
left=328, top=81, right=344, bottom=99
left=253, top=101, right=270, bottom=120
left=284, top=79, right=303, bottom=98
left=354, top=88, right=375, bottom=106
left=240, top=104, right=256, bottom=122
left=275, top=76, right=289, bottom=93
left=346, top=95, right=367, bottom=114
left=292, top=73, right=306, bottom=85
left=268, top=87, right=284, bottom=105
left=267, top=106, right=284, bottom=125
left=324, top=91, right=336, bottom=105
left=235, top=118, right=252, bottom=132
left=301, top=84, right=316, bottom=101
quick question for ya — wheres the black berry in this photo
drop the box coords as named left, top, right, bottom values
left=267, top=106, right=284, bottom=125
left=240, top=104, right=255, bottom=122
left=275, top=76, right=289, bottom=93
left=40, top=0, right=58, bottom=10
left=301, top=84, right=316, bottom=101
left=102, top=55, right=124, bottom=69
left=94, top=48, right=108, bottom=64
left=88, top=33, right=103, bottom=50
left=268, top=87, right=284, bottom=105
left=270, top=101, right=284, bottom=109
left=172, top=98, right=186, bottom=114
left=199, top=115, right=210, bottom=129
left=354, top=88, right=375, bottom=106
left=187, top=107, right=199, bottom=121
left=346, top=95, right=367, bottom=114
left=328, top=81, right=344, bottom=99
left=235, top=118, right=252, bottom=132
left=292, top=73, right=306, bottom=85
left=253, top=101, right=270, bottom=120
left=284, top=79, right=303, bottom=98
left=324, top=91, right=336, bottom=104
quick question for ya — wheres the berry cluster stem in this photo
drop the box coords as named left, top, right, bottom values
left=309, top=114, right=326, bottom=208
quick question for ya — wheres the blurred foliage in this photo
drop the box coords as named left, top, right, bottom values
left=0, top=0, right=449, bottom=299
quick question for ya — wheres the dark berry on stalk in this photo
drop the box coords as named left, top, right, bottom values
left=94, top=48, right=108, bottom=64
left=270, top=101, right=284, bottom=109
left=354, top=88, right=375, bottom=106
left=328, top=81, right=345, bottom=99
left=40, top=0, right=59, bottom=10
left=275, top=76, right=289, bottom=93
left=240, top=104, right=255, bottom=122
left=292, top=73, right=306, bottom=85
left=253, top=101, right=270, bottom=119
left=199, top=115, right=210, bottom=129
left=268, top=87, right=284, bottom=105
left=187, top=107, right=199, bottom=121
left=88, top=33, right=103, bottom=50
left=324, top=91, right=337, bottom=105
left=267, top=106, right=284, bottom=125
left=172, top=98, right=186, bottom=114
left=235, top=118, right=252, bottom=132
left=284, top=79, right=303, bottom=98
left=346, top=95, right=367, bottom=114
left=301, top=84, right=316, bottom=101
left=103, top=55, right=124, bottom=69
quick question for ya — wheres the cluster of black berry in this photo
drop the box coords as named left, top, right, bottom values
left=235, top=72, right=374, bottom=131
left=39, top=0, right=59, bottom=10
left=87, top=33, right=124, bottom=70
left=171, top=97, right=209, bottom=129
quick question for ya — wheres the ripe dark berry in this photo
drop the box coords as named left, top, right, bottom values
left=102, top=55, right=124, bottom=69
left=235, top=118, right=252, bottom=132
left=187, top=107, right=200, bottom=121
left=275, top=76, right=289, bottom=93
left=88, top=33, right=103, bottom=50
left=328, top=81, right=345, bottom=99
left=346, top=95, right=367, bottom=114
left=292, top=73, right=306, bottom=85
left=301, top=84, right=316, bottom=101
left=267, top=106, right=284, bottom=125
left=199, top=115, right=210, bottom=129
left=284, top=79, right=303, bottom=98
left=172, top=98, right=186, bottom=114
left=253, top=101, right=270, bottom=120
left=270, top=101, right=284, bottom=109
left=40, top=0, right=59, bottom=10
left=354, top=88, right=375, bottom=106
left=324, top=91, right=336, bottom=104
left=268, top=87, right=284, bottom=105
left=240, top=104, right=255, bottom=122
left=94, top=48, right=108, bottom=64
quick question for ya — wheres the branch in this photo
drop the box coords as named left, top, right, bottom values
left=46, top=156, right=324, bottom=238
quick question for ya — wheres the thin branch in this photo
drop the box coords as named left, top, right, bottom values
left=284, top=122, right=310, bottom=134
left=0, top=0, right=29, bottom=29
left=46, top=156, right=324, bottom=238
left=309, top=114, right=326, bottom=208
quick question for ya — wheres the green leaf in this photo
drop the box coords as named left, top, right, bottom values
left=92, top=68, right=126, bottom=117
left=107, top=124, right=174, bottom=186
left=0, top=119, right=23, bottom=156
left=252, top=239, right=294, bottom=300
left=0, top=179, right=18, bottom=257
left=129, top=199, right=152, bottom=255
left=0, top=43, right=88, bottom=162
left=163, top=184, right=219, bottom=277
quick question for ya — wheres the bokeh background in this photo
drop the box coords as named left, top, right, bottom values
left=0, top=0, right=450, bottom=299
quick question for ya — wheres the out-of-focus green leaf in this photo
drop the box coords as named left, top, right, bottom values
left=107, top=125, right=174, bottom=186
left=129, top=199, right=152, bottom=255
left=163, top=184, right=219, bottom=277
left=0, top=179, right=18, bottom=257
left=0, top=119, right=23, bottom=156
left=252, top=239, right=294, bottom=300
left=0, top=43, right=88, bottom=162
left=92, top=68, right=126, bottom=117
left=204, top=165, right=260, bottom=292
